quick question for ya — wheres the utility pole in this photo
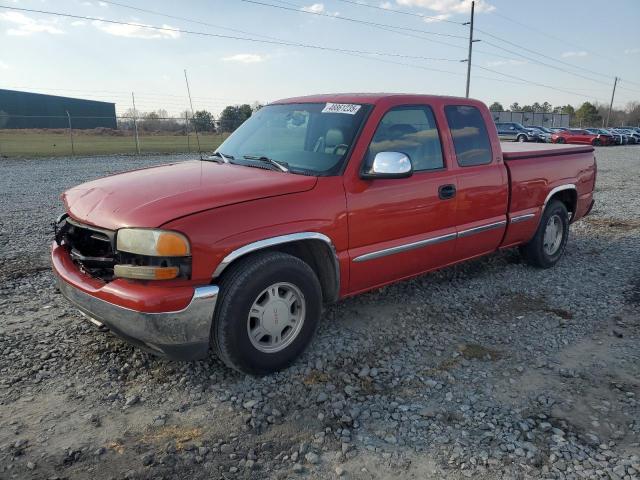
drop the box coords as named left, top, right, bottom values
left=184, top=69, right=202, bottom=158
left=65, top=110, right=75, bottom=157
left=131, top=92, right=140, bottom=155
left=606, top=76, right=618, bottom=127
left=463, top=1, right=476, bottom=98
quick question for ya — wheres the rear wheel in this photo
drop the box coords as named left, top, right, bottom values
left=592, top=138, right=601, bottom=146
left=519, top=200, right=569, bottom=268
left=517, top=134, right=527, bottom=142
left=212, top=251, right=322, bottom=375
left=556, top=137, right=566, bottom=144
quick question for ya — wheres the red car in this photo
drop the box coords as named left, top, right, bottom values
left=52, top=93, right=596, bottom=374
left=551, top=128, right=611, bottom=146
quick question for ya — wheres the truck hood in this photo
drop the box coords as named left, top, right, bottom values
left=62, top=160, right=317, bottom=230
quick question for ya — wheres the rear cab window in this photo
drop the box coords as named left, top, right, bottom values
left=444, top=105, right=493, bottom=167
left=364, top=105, right=444, bottom=172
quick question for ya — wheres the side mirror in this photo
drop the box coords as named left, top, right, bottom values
left=361, top=152, right=413, bottom=179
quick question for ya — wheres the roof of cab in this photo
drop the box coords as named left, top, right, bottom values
left=270, top=93, right=477, bottom=106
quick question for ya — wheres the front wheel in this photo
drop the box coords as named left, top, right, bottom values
left=592, top=138, right=601, bottom=146
left=212, top=251, right=322, bottom=375
left=517, top=134, right=527, bottom=143
left=556, top=137, right=566, bottom=144
left=519, top=200, right=569, bottom=268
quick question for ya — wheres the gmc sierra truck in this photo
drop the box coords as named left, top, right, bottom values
left=52, top=94, right=596, bottom=375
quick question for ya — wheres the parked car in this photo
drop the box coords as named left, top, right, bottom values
left=606, top=128, right=629, bottom=145
left=585, top=128, right=615, bottom=145
left=527, top=125, right=552, bottom=142
left=52, top=94, right=596, bottom=374
left=495, top=122, right=540, bottom=142
left=551, top=128, right=609, bottom=146
left=614, top=128, right=639, bottom=144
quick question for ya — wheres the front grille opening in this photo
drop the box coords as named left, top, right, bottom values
left=58, top=218, right=116, bottom=281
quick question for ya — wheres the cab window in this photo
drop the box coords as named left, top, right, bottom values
left=364, top=105, right=444, bottom=172
left=444, top=105, right=493, bottom=167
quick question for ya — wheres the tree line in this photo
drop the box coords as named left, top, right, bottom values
left=488, top=100, right=640, bottom=127
left=118, top=102, right=263, bottom=133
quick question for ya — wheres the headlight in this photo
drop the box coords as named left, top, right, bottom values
left=115, top=228, right=191, bottom=280
left=116, top=228, right=190, bottom=257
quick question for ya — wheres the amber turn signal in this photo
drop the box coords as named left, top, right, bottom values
left=114, top=265, right=179, bottom=280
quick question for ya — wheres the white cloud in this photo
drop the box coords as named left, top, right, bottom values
left=423, top=13, right=451, bottom=22
left=71, top=20, right=87, bottom=26
left=0, top=60, right=9, bottom=70
left=624, top=48, right=640, bottom=55
left=395, top=0, right=494, bottom=14
left=221, top=53, right=266, bottom=64
left=561, top=51, right=587, bottom=58
left=302, top=3, right=325, bottom=13
left=379, top=1, right=393, bottom=9
left=91, top=20, right=180, bottom=39
left=98, top=1, right=109, bottom=6
left=486, top=59, right=527, bottom=67
left=301, top=3, right=340, bottom=16
left=0, top=11, right=65, bottom=36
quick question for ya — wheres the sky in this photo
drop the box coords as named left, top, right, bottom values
left=0, top=0, right=639, bottom=116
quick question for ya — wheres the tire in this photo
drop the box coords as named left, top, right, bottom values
left=212, top=251, right=322, bottom=375
left=517, top=134, right=527, bottom=143
left=592, top=139, right=601, bottom=146
left=556, top=137, right=566, bottom=144
left=519, top=200, right=569, bottom=269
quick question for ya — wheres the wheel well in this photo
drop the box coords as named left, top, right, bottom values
left=217, top=239, right=339, bottom=304
left=548, top=188, right=577, bottom=216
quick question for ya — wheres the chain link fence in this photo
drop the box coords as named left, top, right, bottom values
left=490, top=111, right=571, bottom=127
left=0, top=114, right=228, bottom=157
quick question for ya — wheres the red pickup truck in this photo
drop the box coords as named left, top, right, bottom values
left=52, top=94, right=596, bottom=374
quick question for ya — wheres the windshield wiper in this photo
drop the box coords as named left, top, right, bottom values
left=243, top=155, right=289, bottom=172
left=204, top=151, right=234, bottom=164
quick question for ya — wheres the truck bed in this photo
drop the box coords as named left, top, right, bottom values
left=501, top=142, right=594, bottom=161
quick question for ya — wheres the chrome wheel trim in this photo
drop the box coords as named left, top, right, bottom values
left=247, top=282, right=306, bottom=354
left=543, top=214, right=564, bottom=256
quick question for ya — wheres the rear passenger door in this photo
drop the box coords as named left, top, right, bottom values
left=444, top=105, right=509, bottom=260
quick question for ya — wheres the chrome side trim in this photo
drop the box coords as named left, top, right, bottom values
left=457, top=220, right=507, bottom=239
left=212, top=232, right=340, bottom=299
left=543, top=184, right=576, bottom=209
left=510, top=213, right=536, bottom=224
left=353, top=232, right=457, bottom=263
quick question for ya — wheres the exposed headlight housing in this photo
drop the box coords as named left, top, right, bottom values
left=115, top=229, right=191, bottom=280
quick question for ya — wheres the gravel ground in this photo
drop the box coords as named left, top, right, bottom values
left=1, top=148, right=639, bottom=480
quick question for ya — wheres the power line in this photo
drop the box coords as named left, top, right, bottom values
left=332, top=0, right=463, bottom=25
left=238, top=0, right=468, bottom=40
left=328, top=0, right=638, bottom=91
left=474, top=64, right=609, bottom=103
left=490, top=11, right=623, bottom=67
left=0, top=5, right=463, bottom=63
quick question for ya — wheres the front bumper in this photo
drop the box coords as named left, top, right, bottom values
left=53, top=243, right=219, bottom=360
left=56, top=278, right=218, bottom=360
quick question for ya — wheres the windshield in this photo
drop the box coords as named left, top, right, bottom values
left=215, top=102, right=370, bottom=175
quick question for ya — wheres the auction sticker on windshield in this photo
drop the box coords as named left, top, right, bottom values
left=322, top=103, right=362, bottom=115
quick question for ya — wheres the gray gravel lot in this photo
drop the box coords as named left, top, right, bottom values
left=1, top=147, right=639, bottom=480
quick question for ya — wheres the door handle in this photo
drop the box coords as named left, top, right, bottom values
left=438, top=184, right=456, bottom=200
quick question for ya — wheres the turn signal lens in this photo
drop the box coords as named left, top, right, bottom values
left=114, top=265, right=179, bottom=280
left=156, top=232, right=190, bottom=257
left=117, top=228, right=190, bottom=257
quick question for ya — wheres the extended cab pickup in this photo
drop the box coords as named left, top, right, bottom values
left=52, top=94, right=596, bottom=374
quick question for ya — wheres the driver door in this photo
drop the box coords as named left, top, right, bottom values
left=344, top=104, right=458, bottom=293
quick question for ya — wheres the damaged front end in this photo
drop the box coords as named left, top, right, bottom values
left=54, top=213, right=117, bottom=281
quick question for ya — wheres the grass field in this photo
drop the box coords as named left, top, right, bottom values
left=0, top=130, right=229, bottom=157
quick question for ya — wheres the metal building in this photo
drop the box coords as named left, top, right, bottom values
left=0, top=89, right=116, bottom=129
